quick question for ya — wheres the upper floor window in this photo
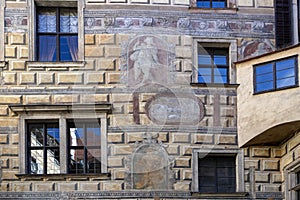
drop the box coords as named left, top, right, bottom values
left=275, top=0, right=293, bottom=48
left=198, top=46, right=229, bottom=84
left=198, top=155, right=236, bottom=193
left=37, top=7, right=78, bottom=62
left=197, top=0, right=226, bottom=8
left=254, top=56, right=298, bottom=94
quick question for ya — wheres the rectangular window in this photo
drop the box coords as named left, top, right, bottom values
left=26, top=119, right=102, bottom=175
left=275, top=0, right=292, bottom=48
left=197, top=0, right=226, bottom=8
left=37, top=7, right=78, bottom=61
left=27, top=122, right=60, bottom=174
left=198, top=156, right=236, bottom=193
left=68, top=120, right=101, bottom=174
left=254, top=56, right=298, bottom=93
left=198, top=46, right=229, bottom=84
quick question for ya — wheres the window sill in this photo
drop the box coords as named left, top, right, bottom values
left=26, top=61, right=85, bottom=69
left=188, top=7, right=238, bottom=14
left=190, top=83, right=240, bottom=88
left=191, top=192, right=248, bottom=197
left=16, top=173, right=111, bottom=181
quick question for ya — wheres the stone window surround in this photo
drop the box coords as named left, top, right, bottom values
left=10, top=104, right=110, bottom=175
left=192, top=38, right=237, bottom=85
left=192, top=148, right=244, bottom=193
left=284, top=159, right=300, bottom=200
left=27, top=0, right=85, bottom=62
left=190, top=0, right=237, bottom=9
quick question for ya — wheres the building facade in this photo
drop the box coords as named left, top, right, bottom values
left=0, top=0, right=298, bottom=199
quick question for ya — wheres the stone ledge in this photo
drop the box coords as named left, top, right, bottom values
left=9, top=104, right=112, bottom=114
left=15, top=173, right=111, bottom=181
left=26, top=61, right=85, bottom=69
left=191, top=192, right=249, bottom=198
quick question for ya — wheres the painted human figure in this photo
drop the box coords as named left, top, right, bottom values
left=130, top=37, right=160, bottom=82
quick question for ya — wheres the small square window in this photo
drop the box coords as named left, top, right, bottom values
left=37, top=7, right=78, bottom=62
left=198, top=46, right=229, bottom=84
left=254, top=56, right=298, bottom=94
left=198, top=155, right=236, bottom=193
left=197, top=0, right=226, bottom=8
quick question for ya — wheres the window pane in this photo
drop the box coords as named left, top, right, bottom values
left=69, top=149, right=84, bottom=174
left=276, top=58, right=295, bottom=71
left=29, top=124, right=44, bottom=147
left=214, top=55, right=227, bottom=66
left=197, top=1, right=210, bottom=8
left=214, top=68, right=227, bottom=76
left=277, top=77, right=296, bottom=88
left=86, top=126, right=101, bottom=146
left=212, top=0, right=226, bottom=8
left=46, top=124, right=59, bottom=146
left=256, top=81, right=274, bottom=92
left=38, top=35, right=57, bottom=61
left=198, top=55, right=211, bottom=65
left=198, top=75, right=211, bottom=83
left=60, top=8, right=78, bottom=33
left=60, top=36, right=78, bottom=61
left=199, top=68, right=212, bottom=75
left=214, top=75, right=227, bottom=83
left=30, top=150, right=44, bottom=174
left=255, top=63, right=273, bottom=75
left=46, top=148, right=60, bottom=174
left=256, top=72, right=273, bottom=83
left=276, top=68, right=295, bottom=79
left=69, top=127, right=84, bottom=146
left=87, top=147, right=101, bottom=173
left=38, top=8, right=56, bottom=33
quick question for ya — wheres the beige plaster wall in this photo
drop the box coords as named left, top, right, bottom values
left=236, top=45, right=300, bottom=147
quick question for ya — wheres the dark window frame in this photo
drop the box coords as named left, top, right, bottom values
left=197, top=46, right=229, bottom=84
left=253, top=55, right=298, bottom=94
left=36, top=6, right=78, bottom=62
left=196, top=0, right=227, bottom=8
left=198, top=155, right=236, bottom=193
left=67, top=119, right=102, bottom=174
left=275, top=0, right=293, bottom=48
left=26, top=121, right=60, bottom=175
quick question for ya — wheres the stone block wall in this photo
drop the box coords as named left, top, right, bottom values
left=244, top=146, right=282, bottom=193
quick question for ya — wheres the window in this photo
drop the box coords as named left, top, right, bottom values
left=197, top=0, right=226, bottom=8
left=27, top=121, right=60, bottom=174
left=275, top=0, right=292, bottom=48
left=37, top=7, right=78, bottom=61
left=198, top=156, right=236, bottom=193
left=68, top=120, right=101, bottom=174
left=254, top=56, right=298, bottom=93
left=26, top=119, right=102, bottom=175
left=198, top=46, right=229, bottom=84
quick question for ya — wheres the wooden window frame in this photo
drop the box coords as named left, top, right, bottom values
left=36, top=7, right=78, bottom=62
left=197, top=46, right=229, bottom=84
left=26, top=121, right=60, bottom=175
left=198, top=155, right=236, bottom=193
left=253, top=55, right=298, bottom=94
left=67, top=119, right=102, bottom=174
left=192, top=149, right=244, bottom=193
